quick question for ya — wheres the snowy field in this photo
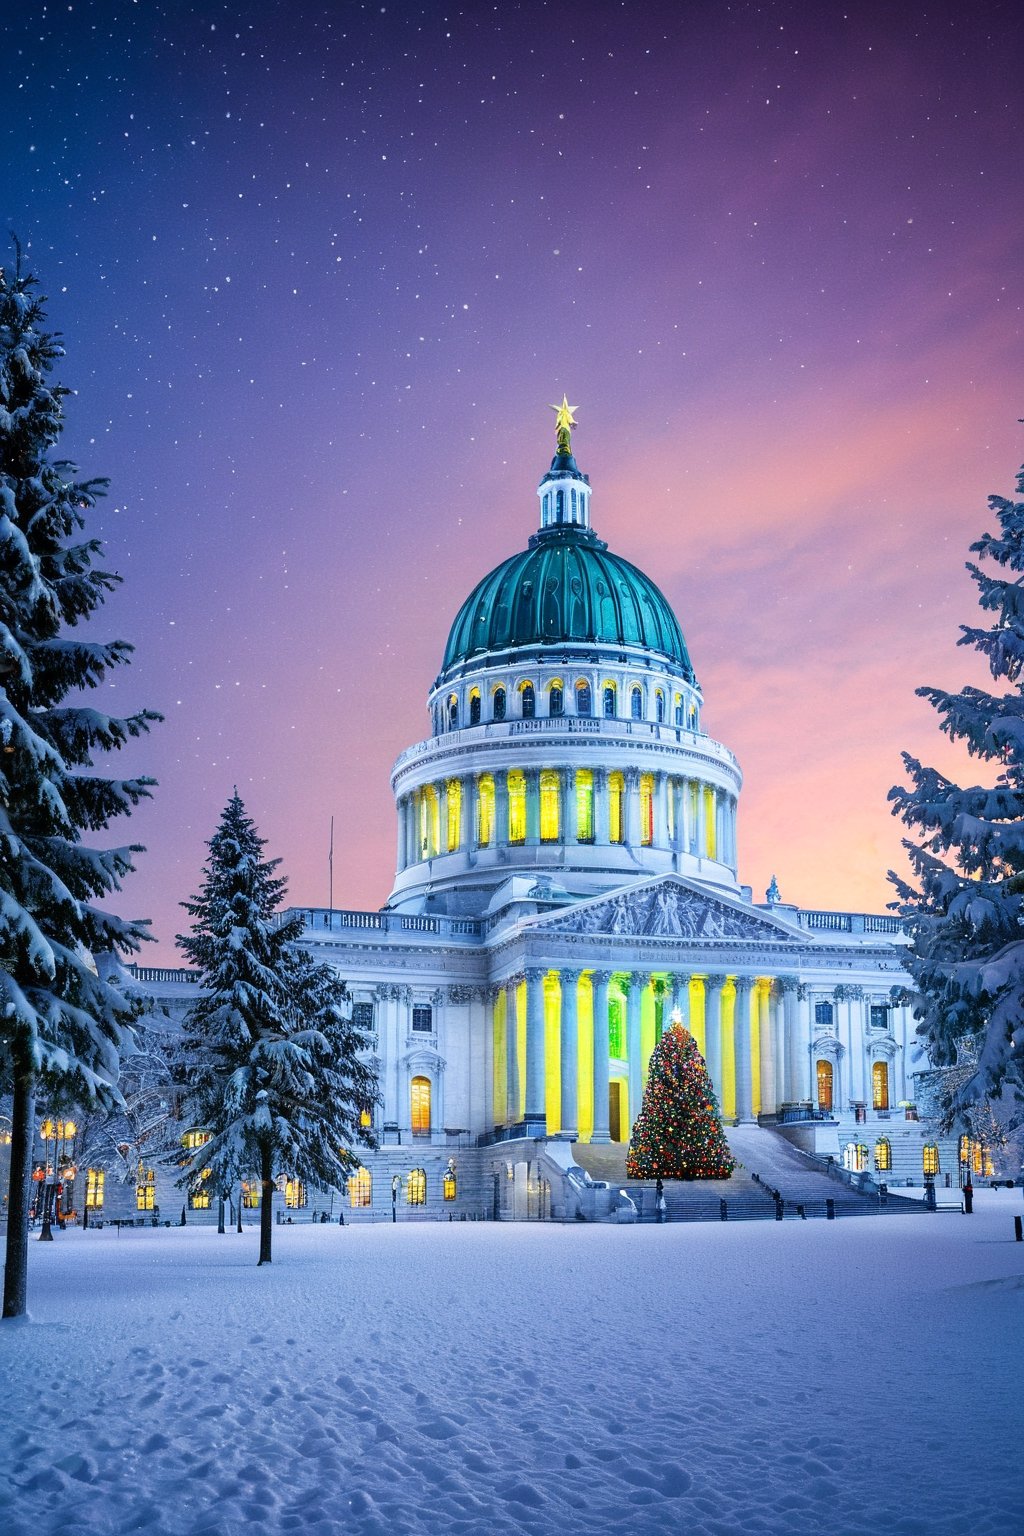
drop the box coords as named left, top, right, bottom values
left=3, top=1196, right=1023, bottom=1536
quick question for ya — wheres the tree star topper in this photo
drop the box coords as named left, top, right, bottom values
left=550, top=394, right=578, bottom=454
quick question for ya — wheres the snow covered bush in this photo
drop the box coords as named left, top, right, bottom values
left=890, top=452, right=1024, bottom=1130
left=0, top=249, right=158, bottom=1317
left=177, top=792, right=378, bottom=1264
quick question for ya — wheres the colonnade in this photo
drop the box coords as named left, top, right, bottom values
left=396, top=767, right=738, bottom=872
left=489, top=968, right=811, bottom=1140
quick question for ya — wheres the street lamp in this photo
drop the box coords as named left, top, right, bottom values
left=37, top=1118, right=77, bottom=1241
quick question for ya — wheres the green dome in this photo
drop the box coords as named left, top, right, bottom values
left=440, top=525, right=695, bottom=680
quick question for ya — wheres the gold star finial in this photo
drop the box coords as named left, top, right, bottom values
left=550, top=394, right=578, bottom=453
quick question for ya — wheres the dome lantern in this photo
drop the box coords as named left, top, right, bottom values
left=537, top=395, right=592, bottom=533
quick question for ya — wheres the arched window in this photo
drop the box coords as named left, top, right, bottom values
left=411, top=1076, right=431, bottom=1136
left=85, top=1169, right=105, bottom=1209
left=842, top=1143, right=868, bottom=1173
left=576, top=681, right=592, bottom=716
left=603, top=684, right=617, bottom=718
left=348, top=1168, right=372, bottom=1208
left=476, top=774, right=494, bottom=847
left=871, top=1060, right=889, bottom=1110
left=874, top=1139, right=891, bottom=1172
left=640, top=773, right=654, bottom=846
left=816, top=1059, right=833, bottom=1112
left=420, top=784, right=439, bottom=858
left=630, top=686, right=643, bottom=720
left=922, top=1144, right=940, bottom=1176
left=448, top=694, right=458, bottom=730
left=407, top=1168, right=426, bottom=1206
left=655, top=690, right=665, bottom=723
left=548, top=681, right=564, bottom=717
left=556, top=489, right=564, bottom=519
left=469, top=690, right=481, bottom=726
left=507, top=770, right=526, bottom=843
left=575, top=768, right=594, bottom=842
left=493, top=686, right=506, bottom=722
left=521, top=682, right=536, bottom=719
left=443, top=1167, right=457, bottom=1201
left=446, top=778, right=461, bottom=853
left=674, top=693, right=684, bottom=727
left=608, top=771, right=625, bottom=844
left=539, top=769, right=560, bottom=842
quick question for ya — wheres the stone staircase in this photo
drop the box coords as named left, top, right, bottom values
left=572, top=1125, right=927, bottom=1221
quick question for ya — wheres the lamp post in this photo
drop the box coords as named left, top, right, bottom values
left=37, top=1118, right=76, bottom=1241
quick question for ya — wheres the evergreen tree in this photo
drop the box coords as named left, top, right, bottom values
left=0, top=251, right=158, bottom=1318
left=177, top=792, right=377, bottom=1265
left=890, top=454, right=1024, bottom=1127
left=626, top=1023, right=734, bottom=1180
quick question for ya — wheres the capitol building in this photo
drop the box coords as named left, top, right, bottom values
left=132, top=403, right=970, bottom=1222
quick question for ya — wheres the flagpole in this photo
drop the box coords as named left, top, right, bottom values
left=328, top=815, right=334, bottom=914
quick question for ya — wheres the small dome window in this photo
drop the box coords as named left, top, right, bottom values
left=630, top=687, right=643, bottom=721
left=603, top=684, right=617, bottom=718
left=655, top=690, right=665, bottom=723
left=576, top=681, right=592, bottom=716
left=521, top=682, right=536, bottom=719
left=493, top=686, right=507, bottom=722
left=448, top=694, right=459, bottom=730
left=469, top=691, right=481, bottom=726
left=549, top=681, right=564, bottom=717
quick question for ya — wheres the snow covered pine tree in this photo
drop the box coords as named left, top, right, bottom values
left=176, top=792, right=378, bottom=1264
left=890, top=453, right=1024, bottom=1131
left=626, top=1022, right=735, bottom=1180
left=0, top=251, right=158, bottom=1318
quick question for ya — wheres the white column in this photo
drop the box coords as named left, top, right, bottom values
left=437, top=781, right=449, bottom=855
left=782, top=978, right=801, bottom=1102
left=525, top=768, right=540, bottom=845
left=654, top=772, right=669, bottom=850
left=593, top=768, right=609, bottom=846
left=461, top=775, right=474, bottom=854
left=697, top=783, right=708, bottom=858
left=505, top=977, right=520, bottom=1126
left=559, top=970, right=580, bottom=1136
left=734, top=977, right=755, bottom=1123
left=757, top=979, right=774, bottom=1115
left=565, top=768, right=578, bottom=845
left=495, top=772, right=509, bottom=849
left=590, top=971, right=612, bottom=1143
left=625, top=767, right=642, bottom=847
left=625, top=972, right=647, bottom=1132
left=704, top=975, right=725, bottom=1101
left=524, top=967, right=546, bottom=1128
left=395, top=797, right=407, bottom=873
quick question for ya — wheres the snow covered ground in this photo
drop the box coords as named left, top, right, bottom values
left=3, top=1194, right=1023, bottom=1536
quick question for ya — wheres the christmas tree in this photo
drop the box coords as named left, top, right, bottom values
left=626, top=1023, right=735, bottom=1180
left=890, top=453, right=1024, bottom=1126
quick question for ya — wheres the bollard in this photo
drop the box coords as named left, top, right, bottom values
left=797, top=1203, right=806, bottom=1220
left=826, top=1198, right=835, bottom=1220
left=925, top=1182, right=937, bottom=1211
left=1014, top=1215, right=1022, bottom=1242
left=964, top=1182, right=973, bottom=1214
left=719, top=1198, right=728, bottom=1221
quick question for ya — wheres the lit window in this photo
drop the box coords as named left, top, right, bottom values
left=576, top=768, right=594, bottom=842
left=655, top=690, right=665, bottom=723
left=608, top=998, right=625, bottom=1058
left=576, top=681, right=592, bottom=716
left=493, top=687, right=506, bottom=722
left=608, top=771, right=624, bottom=844
left=548, top=682, right=564, bottom=717
left=448, top=694, right=458, bottom=730
left=469, top=690, right=481, bottom=726
left=242, top=1182, right=261, bottom=1208
left=476, top=773, right=494, bottom=846
left=411, top=1076, right=431, bottom=1135
left=348, top=1168, right=372, bottom=1208
left=674, top=693, right=684, bottom=726
left=507, top=770, right=526, bottom=843
left=136, top=1168, right=156, bottom=1211
left=603, top=684, right=616, bottom=718
left=412, top=1006, right=433, bottom=1033
left=972, top=1141, right=983, bottom=1175
left=816, top=1059, right=833, bottom=1112
left=443, top=1168, right=457, bottom=1201
left=959, top=1134, right=970, bottom=1165
left=182, top=1129, right=211, bottom=1151
left=640, top=773, right=654, bottom=846
left=190, top=1169, right=212, bottom=1210
left=352, top=1002, right=374, bottom=1033
left=922, top=1145, right=939, bottom=1176
left=874, top=1139, right=891, bottom=1172
left=871, top=1060, right=889, bottom=1110
left=421, top=784, right=441, bottom=857
left=704, top=785, right=717, bottom=859
left=842, top=1143, right=868, bottom=1172
left=856, top=1144, right=869, bottom=1172
left=446, top=777, right=461, bottom=852
left=285, top=1179, right=306, bottom=1209
left=539, top=769, right=560, bottom=842
left=630, top=686, right=643, bottom=720
left=85, top=1169, right=105, bottom=1209
left=407, top=1168, right=426, bottom=1205
left=520, top=682, right=535, bottom=719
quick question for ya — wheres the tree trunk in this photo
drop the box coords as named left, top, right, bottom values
left=236, top=1185, right=243, bottom=1234
left=3, top=1060, right=36, bottom=1319
left=258, top=1145, right=274, bottom=1265
left=217, top=1195, right=225, bottom=1235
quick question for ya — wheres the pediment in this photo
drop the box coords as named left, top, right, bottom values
left=532, top=877, right=801, bottom=944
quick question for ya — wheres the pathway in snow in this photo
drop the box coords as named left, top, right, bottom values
left=2, top=1193, right=1023, bottom=1536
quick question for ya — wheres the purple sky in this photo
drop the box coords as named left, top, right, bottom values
left=4, top=1, right=1022, bottom=962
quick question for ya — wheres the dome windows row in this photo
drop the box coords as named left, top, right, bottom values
left=433, top=678, right=700, bottom=736
left=396, top=766, right=737, bottom=871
